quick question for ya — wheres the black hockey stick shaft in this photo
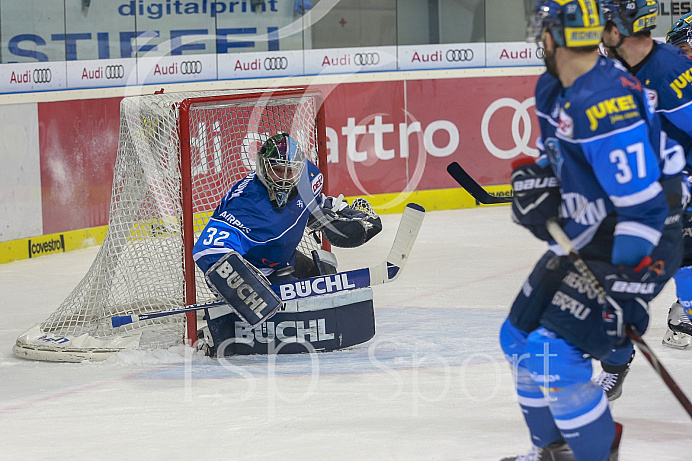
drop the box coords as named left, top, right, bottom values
left=545, top=218, right=692, bottom=420
left=446, top=161, right=513, bottom=204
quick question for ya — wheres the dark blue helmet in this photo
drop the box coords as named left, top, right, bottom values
left=667, top=12, right=692, bottom=46
left=601, top=0, right=658, bottom=37
left=527, top=0, right=605, bottom=48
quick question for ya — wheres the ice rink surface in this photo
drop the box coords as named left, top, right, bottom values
left=1, top=207, right=690, bottom=460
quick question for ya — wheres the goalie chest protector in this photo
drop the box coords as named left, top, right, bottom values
left=205, top=288, right=375, bottom=356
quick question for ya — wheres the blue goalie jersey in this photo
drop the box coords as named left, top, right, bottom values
left=534, top=55, right=685, bottom=259
left=192, top=161, right=324, bottom=275
left=634, top=42, right=692, bottom=165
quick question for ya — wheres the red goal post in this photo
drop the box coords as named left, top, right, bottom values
left=178, top=89, right=328, bottom=342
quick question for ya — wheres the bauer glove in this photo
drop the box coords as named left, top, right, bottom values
left=602, top=297, right=650, bottom=341
left=588, top=257, right=665, bottom=303
left=510, top=157, right=561, bottom=241
left=590, top=257, right=658, bottom=340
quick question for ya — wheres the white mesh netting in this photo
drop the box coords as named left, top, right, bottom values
left=14, top=89, right=325, bottom=361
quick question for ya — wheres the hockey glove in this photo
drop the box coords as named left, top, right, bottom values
left=307, top=194, right=348, bottom=231
left=510, top=158, right=561, bottom=241
left=591, top=257, right=658, bottom=339
left=322, top=198, right=383, bottom=248
left=602, top=297, right=650, bottom=341
left=588, top=257, right=664, bottom=303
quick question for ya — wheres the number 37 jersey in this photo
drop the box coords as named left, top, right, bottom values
left=534, top=55, right=685, bottom=254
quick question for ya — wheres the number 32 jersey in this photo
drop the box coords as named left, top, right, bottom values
left=192, top=161, right=324, bottom=275
left=534, top=55, right=685, bottom=257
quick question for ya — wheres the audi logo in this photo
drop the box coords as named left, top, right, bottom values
left=481, top=97, right=538, bottom=159
left=445, top=49, right=474, bottom=62
left=264, top=57, right=288, bottom=71
left=354, top=52, right=380, bottom=66
left=536, top=46, right=545, bottom=59
left=105, top=65, right=125, bottom=79
left=181, top=60, right=202, bottom=75
left=32, top=68, right=52, bottom=84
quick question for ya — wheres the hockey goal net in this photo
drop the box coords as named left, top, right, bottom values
left=13, top=88, right=327, bottom=362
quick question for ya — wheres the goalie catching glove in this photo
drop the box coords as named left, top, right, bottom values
left=308, top=196, right=382, bottom=248
left=510, top=157, right=562, bottom=241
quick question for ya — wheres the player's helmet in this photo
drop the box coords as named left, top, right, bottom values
left=601, top=0, right=658, bottom=37
left=667, top=12, right=692, bottom=46
left=256, top=133, right=306, bottom=208
left=526, top=0, right=605, bottom=48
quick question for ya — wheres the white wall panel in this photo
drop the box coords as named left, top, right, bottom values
left=0, top=103, right=41, bottom=241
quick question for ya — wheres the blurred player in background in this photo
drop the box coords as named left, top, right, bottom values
left=601, top=1, right=692, bottom=365
left=499, top=1, right=685, bottom=460
left=667, top=12, right=692, bottom=56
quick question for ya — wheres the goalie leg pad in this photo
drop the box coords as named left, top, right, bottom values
left=205, top=251, right=282, bottom=327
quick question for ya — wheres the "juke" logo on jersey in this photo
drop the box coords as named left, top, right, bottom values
left=670, top=68, right=692, bottom=99
left=585, top=95, right=637, bottom=131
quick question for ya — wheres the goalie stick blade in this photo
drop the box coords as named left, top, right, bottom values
left=379, top=203, right=425, bottom=282
left=110, top=204, right=425, bottom=328
left=446, top=162, right=512, bottom=204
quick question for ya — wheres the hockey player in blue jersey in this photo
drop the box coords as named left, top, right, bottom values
left=601, top=1, right=692, bottom=358
left=192, top=133, right=381, bottom=353
left=668, top=12, right=692, bottom=56
left=499, top=1, right=685, bottom=460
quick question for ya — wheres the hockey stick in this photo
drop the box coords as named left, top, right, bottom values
left=446, top=161, right=513, bottom=204
left=545, top=218, right=692, bottom=420
left=111, top=203, right=425, bottom=328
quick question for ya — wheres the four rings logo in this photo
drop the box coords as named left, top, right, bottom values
left=446, top=49, right=474, bottom=62
left=33, top=68, right=52, bottom=84
left=481, top=97, right=538, bottom=159
left=354, top=52, right=380, bottom=66
left=105, top=65, right=124, bottom=79
left=181, top=60, right=202, bottom=75
left=264, top=57, right=288, bottom=71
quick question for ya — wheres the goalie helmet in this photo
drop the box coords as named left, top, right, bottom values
left=667, top=12, right=692, bottom=47
left=256, top=133, right=306, bottom=208
left=601, top=0, right=658, bottom=37
left=526, top=0, right=605, bottom=48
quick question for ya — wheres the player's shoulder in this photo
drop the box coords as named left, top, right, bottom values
left=644, top=42, right=692, bottom=79
left=565, top=58, right=647, bottom=138
left=305, top=160, right=324, bottom=196
left=535, top=72, right=561, bottom=114
left=644, top=42, right=692, bottom=103
left=221, top=171, right=264, bottom=205
left=651, top=41, right=692, bottom=68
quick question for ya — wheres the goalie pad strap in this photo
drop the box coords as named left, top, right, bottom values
left=205, top=252, right=282, bottom=327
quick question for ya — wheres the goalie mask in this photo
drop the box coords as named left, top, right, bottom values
left=256, top=133, right=306, bottom=208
